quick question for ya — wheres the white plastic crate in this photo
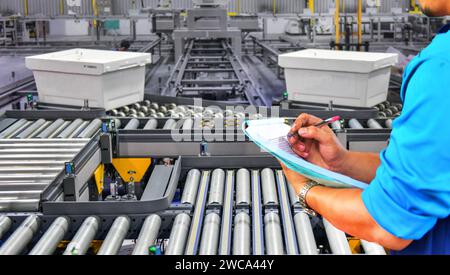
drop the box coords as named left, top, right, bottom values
left=26, top=49, right=152, bottom=110
left=279, top=49, right=398, bottom=107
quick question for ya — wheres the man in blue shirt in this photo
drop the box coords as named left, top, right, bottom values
left=283, top=0, right=450, bottom=254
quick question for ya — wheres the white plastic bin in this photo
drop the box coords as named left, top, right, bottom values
left=278, top=49, right=398, bottom=107
left=26, top=49, right=152, bottom=110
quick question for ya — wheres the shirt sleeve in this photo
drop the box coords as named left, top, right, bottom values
left=362, top=57, right=450, bottom=240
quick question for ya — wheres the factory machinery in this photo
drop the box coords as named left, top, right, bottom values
left=0, top=92, right=400, bottom=255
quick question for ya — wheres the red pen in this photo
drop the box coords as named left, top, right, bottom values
left=287, top=116, right=341, bottom=138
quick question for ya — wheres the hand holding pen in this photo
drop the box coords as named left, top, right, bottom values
left=286, top=114, right=346, bottom=169
left=287, top=116, right=341, bottom=139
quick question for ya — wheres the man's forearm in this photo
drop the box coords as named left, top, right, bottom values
left=306, top=186, right=411, bottom=250
left=338, top=152, right=380, bottom=183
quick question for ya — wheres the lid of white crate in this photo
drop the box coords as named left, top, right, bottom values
left=278, top=49, right=398, bottom=73
left=25, top=48, right=152, bottom=75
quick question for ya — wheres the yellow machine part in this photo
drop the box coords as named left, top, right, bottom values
left=409, top=0, right=422, bottom=14
left=112, top=158, right=152, bottom=182
left=348, top=238, right=362, bottom=254
left=94, top=164, right=105, bottom=194
left=92, top=0, right=98, bottom=28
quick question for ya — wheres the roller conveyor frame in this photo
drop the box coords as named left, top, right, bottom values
left=0, top=103, right=391, bottom=255
left=332, top=118, right=393, bottom=153
left=0, top=156, right=387, bottom=255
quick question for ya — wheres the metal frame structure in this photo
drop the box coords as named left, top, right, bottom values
left=163, top=39, right=271, bottom=106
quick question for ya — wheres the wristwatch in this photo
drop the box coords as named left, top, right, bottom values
left=298, top=181, right=321, bottom=216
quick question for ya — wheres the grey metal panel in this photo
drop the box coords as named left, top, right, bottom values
left=141, top=165, right=173, bottom=200
left=118, top=141, right=264, bottom=157
left=44, top=157, right=181, bottom=215
left=63, top=147, right=101, bottom=201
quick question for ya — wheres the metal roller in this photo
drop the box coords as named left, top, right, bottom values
left=276, top=170, right=299, bottom=255
left=348, top=119, right=364, bottom=129
left=36, top=119, right=65, bottom=138
left=29, top=216, right=69, bottom=255
left=143, top=119, right=158, bottom=130
left=77, top=119, right=101, bottom=138
left=121, top=106, right=130, bottom=114
left=48, top=121, right=70, bottom=138
left=389, top=106, right=399, bottom=114
left=97, top=216, right=130, bottom=255
left=198, top=213, right=221, bottom=255
left=68, top=120, right=88, bottom=138
left=182, top=118, right=194, bottom=130
left=294, top=212, right=318, bottom=255
left=232, top=212, right=251, bottom=255
left=287, top=184, right=299, bottom=206
left=131, top=103, right=141, bottom=110
left=218, top=170, right=235, bottom=255
left=63, top=216, right=100, bottom=255
left=0, top=119, right=28, bottom=139
left=0, top=215, right=12, bottom=240
left=331, top=120, right=342, bottom=131
left=124, top=119, right=140, bottom=130
left=129, top=109, right=137, bottom=115
left=264, top=212, right=284, bottom=255
left=384, top=109, right=394, bottom=117
left=236, top=168, right=251, bottom=205
left=361, top=240, right=386, bottom=255
left=151, top=102, right=160, bottom=110
left=132, top=214, right=162, bottom=255
left=185, top=171, right=210, bottom=255
left=0, top=214, right=40, bottom=255
left=110, top=109, right=119, bottom=116
left=261, top=168, right=278, bottom=205
left=163, top=119, right=177, bottom=130
left=15, top=119, right=46, bottom=139
left=57, top=119, right=84, bottom=138
left=143, top=100, right=151, bottom=107
left=367, top=119, right=383, bottom=129
left=159, top=106, right=168, bottom=114
left=323, top=219, right=352, bottom=255
left=165, top=213, right=191, bottom=255
left=251, top=170, right=264, bottom=255
left=140, top=106, right=149, bottom=114
left=180, top=169, right=201, bottom=205
left=207, top=168, right=225, bottom=206
left=385, top=119, right=393, bottom=129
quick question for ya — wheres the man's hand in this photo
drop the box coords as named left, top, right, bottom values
left=288, top=113, right=348, bottom=173
left=279, top=161, right=309, bottom=195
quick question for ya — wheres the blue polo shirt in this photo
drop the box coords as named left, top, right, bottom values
left=362, top=24, right=450, bottom=255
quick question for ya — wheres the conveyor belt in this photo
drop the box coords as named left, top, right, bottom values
left=171, top=168, right=387, bottom=255
left=341, top=118, right=396, bottom=130
left=0, top=118, right=100, bottom=212
left=0, top=139, right=89, bottom=212
left=0, top=167, right=387, bottom=255
left=109, top=101, right=252, bottom=131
